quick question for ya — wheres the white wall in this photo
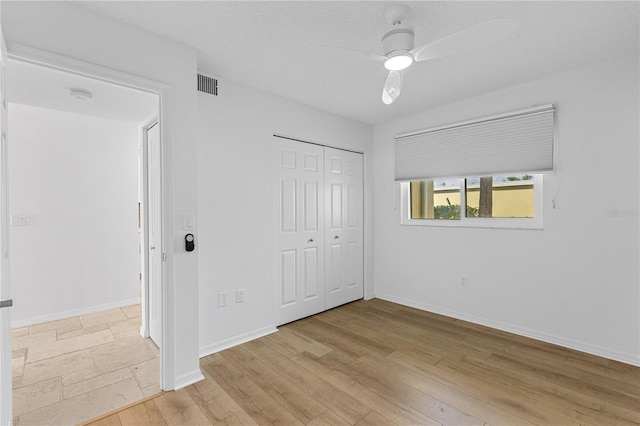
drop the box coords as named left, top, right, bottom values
left=372, top=55, right=640, bottom=366
left=197, top=79, right=373, bottom=355
left=9, top=104, right=140, bottom=326
left=3, top=1, right=201, bottom=388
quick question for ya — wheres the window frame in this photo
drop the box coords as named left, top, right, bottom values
left=400, top=174, right=544, bottom=229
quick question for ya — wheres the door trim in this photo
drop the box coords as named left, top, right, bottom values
left=7, top=43, right=175, bottom=390
left=0, top=14, right=10, bottom=423
left=273, top=133, right=364, bottom=155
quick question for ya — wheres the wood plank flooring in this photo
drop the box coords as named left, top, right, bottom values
left=84, top=299, right=640, bottom=425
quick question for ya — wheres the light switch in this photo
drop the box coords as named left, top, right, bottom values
left=217, top=292, right=227, bottom=307
left=184, top=213, right=195, bottom=230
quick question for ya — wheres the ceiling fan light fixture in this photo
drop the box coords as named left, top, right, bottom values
left=384, top=52, right=413, bottom=71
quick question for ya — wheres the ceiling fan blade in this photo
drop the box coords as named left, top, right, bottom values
left=308, top=45, right=386, bottom=62
left=411, top=18, right=518, bottom=62
left=382, top=71, right=402, bottom=105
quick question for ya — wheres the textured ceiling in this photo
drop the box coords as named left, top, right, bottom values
left=75, top=1, right=639, bottom=125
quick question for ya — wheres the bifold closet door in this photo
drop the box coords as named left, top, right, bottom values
left=324, top=147, right=364, bottom=309
left=275, top=139, right=325, bottom=326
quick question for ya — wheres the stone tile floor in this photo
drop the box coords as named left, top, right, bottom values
left=12, top=305, right=160, bottom=425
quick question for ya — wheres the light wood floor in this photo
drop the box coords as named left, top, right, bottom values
left=86, top=299, right=639, bottom=426
left=12, top=305, right=160, bottom=425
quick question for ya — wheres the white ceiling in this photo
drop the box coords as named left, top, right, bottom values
left=7, top=59, right=158, bottom=124
left=72, top=1, right=638, bottom=125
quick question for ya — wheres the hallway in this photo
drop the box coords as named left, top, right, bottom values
left=11, top=305, right=159, bottom=425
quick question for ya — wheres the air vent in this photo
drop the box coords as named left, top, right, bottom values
left=197, top=74, right=218, bottom=96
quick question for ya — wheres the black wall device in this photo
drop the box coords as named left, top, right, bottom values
left=185, top=234, right=195, bottom=252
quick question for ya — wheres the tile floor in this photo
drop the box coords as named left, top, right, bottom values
left=11, top=305, right=160, bottom=425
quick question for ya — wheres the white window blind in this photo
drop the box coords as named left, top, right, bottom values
left=394, top=104, right=556, bottom=181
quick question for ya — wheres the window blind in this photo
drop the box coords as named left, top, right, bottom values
left=394, top=104, right=556, bottom=181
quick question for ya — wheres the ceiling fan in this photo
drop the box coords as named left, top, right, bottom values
left=319, top=4, right=518, bottom=105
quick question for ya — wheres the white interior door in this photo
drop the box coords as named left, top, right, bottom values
left=324, top=147, right=363, bottom=309
left=147, top=123, right=162, bottom=347
left=0, top=11, right=12, bottom=423
left=275, top=138, right=325, bottom=325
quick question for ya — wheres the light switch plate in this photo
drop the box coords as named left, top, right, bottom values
left=217, top=292, right=227, bottom=307
left=184, top=213, right=195, bottom=230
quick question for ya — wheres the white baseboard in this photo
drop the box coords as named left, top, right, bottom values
left=11, top=298, right=142, bottom=329
left=139, top=326, right=150, bottom=339
left=375, top=293, right=640, bottom=367
left=199, top=325, right=278, bottom=358
left=174, top=369, right=205, bottom=391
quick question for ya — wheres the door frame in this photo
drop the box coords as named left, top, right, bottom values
left=0, top=12, right=11, bottom=424
left=7, top=44, right=175, bottom=390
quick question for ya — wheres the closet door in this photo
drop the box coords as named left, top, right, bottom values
left=275, top=139, right=325, bottom=325
left=324, top=147, right=363, bottom=309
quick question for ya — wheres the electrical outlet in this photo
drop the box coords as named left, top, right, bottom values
left=217, top=292, right=227, bottom=307
left=461, top=276, right=468, bottom=287
left=236, top=289, right=245, bottom=303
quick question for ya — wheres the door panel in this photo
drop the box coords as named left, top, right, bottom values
left=346, top=159, right=357, bottom=176
left=329, top=157, right=342, bottom=174
left=330, top=184, right=342, bottom=229
left=328, top=243, right=342, bottom=292
left=280, top=180, right=296, bottom=232
left=324, top=147, right=363, bottom=309
left=147, top=123, right=162, bottom=348
left=303, top=153, right=317, bottom=171
left=346, top=241, right=359, bottom=288
left=347, top=185, right=358, bottom=227
left=303, top=247, right=319, bottom=299
left=275, top=139, right=325, bottom=325
left=303, top=182, right=318, bottom=231
left=280, top=250, right=297, bottom=305
left=280, top=150, right=296, bottom=168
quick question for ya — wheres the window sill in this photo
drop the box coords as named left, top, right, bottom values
left=400, top=217, right=543, bottom=230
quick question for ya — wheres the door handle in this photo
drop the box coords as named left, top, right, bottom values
left=334, top=235, right=339, bottom=239
left=307, top=238, right=314, bottom=243
left=0, top=299, right=12, bottom=309
left=150, top=246, right=156, bottom=250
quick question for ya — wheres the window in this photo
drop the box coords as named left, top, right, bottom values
left=465, top=175, right=535, bottom=218
left=410, top=178, right=462, bottom=220
left=395, top=104, right=554, bottom=229
left=401, top=174, right=543, bottom=229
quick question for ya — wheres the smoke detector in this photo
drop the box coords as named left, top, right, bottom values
left=69, top=88, right=93, bottom=101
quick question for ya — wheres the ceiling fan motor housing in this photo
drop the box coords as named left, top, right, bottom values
left=381, top=26, right=415, bottom=56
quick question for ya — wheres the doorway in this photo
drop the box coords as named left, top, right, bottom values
left=6, top=58, right=162, bottom=423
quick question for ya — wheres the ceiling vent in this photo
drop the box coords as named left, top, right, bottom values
left=197, top=74, right=218, bottom=96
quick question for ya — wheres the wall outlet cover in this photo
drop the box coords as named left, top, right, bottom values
left=217, top=292, right=227, bottom=307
